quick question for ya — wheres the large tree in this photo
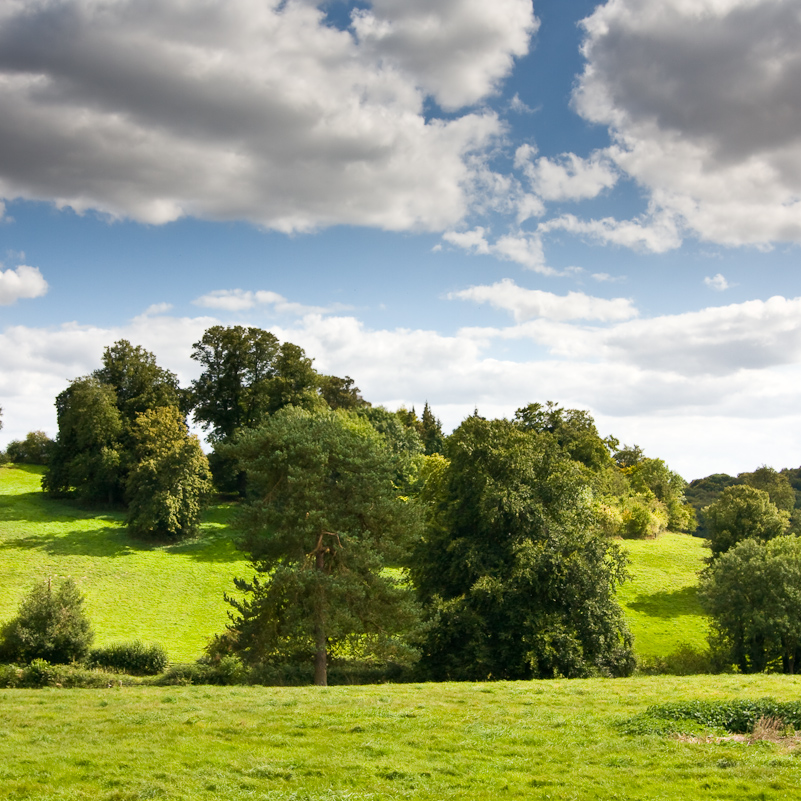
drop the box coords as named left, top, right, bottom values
left=411, top=415, right=634, bottom=681
left=226, top=407, right=422, bottom=685
left=699, top=535, right=801, bottom=673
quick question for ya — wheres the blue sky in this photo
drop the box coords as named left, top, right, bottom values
left=1, top=0, right=801, bottom=480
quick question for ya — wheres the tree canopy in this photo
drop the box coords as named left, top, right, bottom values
left=411, top=415, right=635, bottom=681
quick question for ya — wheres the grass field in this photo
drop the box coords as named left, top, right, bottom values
left=0, top=464, right=710, bottom=664
left=1, top=675, right=800, bottom=800
left=617, top=533, right=709, bottom=658
left=0, top=464, right=250, bottom=662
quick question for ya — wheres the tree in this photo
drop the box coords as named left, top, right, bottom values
left=42, top=377, right=124, bottom=503
left=740, top=466, right=796, bottom=513
left=44, top=341, right=183, bottom=505
left=699, top=535, right=801, bottom=673
left=0, top=577, right=93, bottom=664
left=420, top=402, right=445, bottom=455
left=704, top=484, right=789, bottom=558
left=317, top=374, right=368, bottom=411
left=5, top=431, right=56, bottom=464
left=226, top=407, right=422, bottom=685
left=514, top=401, right=617, bottom=471
left=627, top=457, right=696, bottom=532
left=125, top=406, right=212, bottom=539
left=411, top=415, right=634, bottom=681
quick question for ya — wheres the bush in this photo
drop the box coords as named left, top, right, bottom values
left=0, top=577, right=93, bottom=664
left=88, top=640, right=169, bottom=675
left=636, top=644, right=719, bottom=676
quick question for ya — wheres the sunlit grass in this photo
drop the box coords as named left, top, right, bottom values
left=0, top=464, right=250, bottom=662
left=0, top=675, right=799, bottom=800
left=618, top=532, right=710, bottom=657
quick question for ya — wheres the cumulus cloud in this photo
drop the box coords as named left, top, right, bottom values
left=0, top=264, right=48, bottom=304
left=450, top=278, right=638, bottom=322
left=705, top=273, right=730, bottom=291
left=0, top=0, right=536, bottom=232
left=573, top=0, right=801, bottom=246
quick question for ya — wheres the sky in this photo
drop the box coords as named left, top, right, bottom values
left=1, top=0, right=801, bottom=481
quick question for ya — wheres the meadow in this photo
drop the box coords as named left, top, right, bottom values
left=1, top=675, right=800, bottom=800
left=0, top=464, right=709, bottom=663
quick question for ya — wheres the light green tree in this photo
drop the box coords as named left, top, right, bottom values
left=125, top=406, right=212, bottom=539
left=226, top=407, right=422, bottom=686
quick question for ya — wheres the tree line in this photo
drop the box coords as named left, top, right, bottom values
left=5, top=324, right=796, bottom=682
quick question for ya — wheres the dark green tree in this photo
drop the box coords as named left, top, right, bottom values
left=704, top=484, right=789, bottom=558
left=411, top=415, right=634, bottom=681
left=514, top=401, right=616, bottom=471
left=42, top=378, right=124, bottom=503
left=420, top=402, right=445, bottom=455
left=739, top=466, right=796, bottom=513
left=226, top=407, right=422, bottom=686
left=0, top=577, right=94, bottom=664
left=699, top=536, right=801, bottom=673
left=125, top=406, right=213, bottom=539
left=317, top=374, right=368, bottom=410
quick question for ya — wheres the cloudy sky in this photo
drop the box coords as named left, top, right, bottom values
left=1, top=0, right=801, bottom=480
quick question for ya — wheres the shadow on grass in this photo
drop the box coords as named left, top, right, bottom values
left=627, top=586, right=703, bottom=619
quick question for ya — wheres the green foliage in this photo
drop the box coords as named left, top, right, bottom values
left=514, top=400, right=616, bottom=470
left=740, top=465, right=796, bottom=512
left=699, top=535, right=801, bottom=673
left=125, top=406, right=212, bottom=539
left=420, top=401, right=445, bottom=455
left=412, top=415, right=635, bottom=681
left=317, top=374, right=368, bottom=410
left=227, top=407, right=423, bottom=685
left=636, top=644, right=717, bottom=676
left=88, top=640, right=169, bottom=675
left=0, top=577, right=93, bottom=664
left=623, top=697, right=801, bottom=735
left=704, top=484, right=789, bottom=557
left=5, top=431, right=55, bottom=465
left=627, top=457, right=695, bottom=532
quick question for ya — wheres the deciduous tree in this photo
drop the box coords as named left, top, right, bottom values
left=411, top=415, right=634, bottom=681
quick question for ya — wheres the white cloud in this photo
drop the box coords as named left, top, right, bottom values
left=538, top=208, right=682, bottom=253
left=0, top=264, right=48, bottom=305
left=450, top=278, right=638, bottom=322
left=7, top=290, right=801, bottom=479
left=704, top=273, right=730, bottom=291
left=0, top=0, right=533, bottom=232
left=142, top=303, right=174, bottom=316
left=515, top=147, right=619, bottom=202
left=193, top=289, right=348, bottom=316
left=574, top=0, right=801, bottom=246
left=592, top=272, right=625, bottom=283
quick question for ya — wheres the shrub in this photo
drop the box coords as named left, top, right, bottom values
left=20, top=658, right=56, bottom=688
left=5, top=431, right=56, bottom=465
left=0, top=664, right=21, bottom=688
left=0, top=577, right=93, bottom=664
left=636, top=644, right=718, bottom=676
left=88, top=640, right=168, bottom=675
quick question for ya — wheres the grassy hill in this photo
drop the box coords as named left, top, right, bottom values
left=0, top=464, right=250, bottom=662
left=0, top=464, right=710, bottom=664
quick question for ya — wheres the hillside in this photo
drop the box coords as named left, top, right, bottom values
left=0, top=465, right=250, bottom=662
left=0, top=464, right=710, bottom=663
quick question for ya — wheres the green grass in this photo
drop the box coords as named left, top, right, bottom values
left=0, top=675, right=800, bottom=800
left=618, top=533, right=710, bottom=658
left=0, top=464, right=251, bottom=662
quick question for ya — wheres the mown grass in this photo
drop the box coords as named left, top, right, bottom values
left=0, top=465, right=250, bottom=662
left=617, top=533, right=710, bottom=658
left=0, top=675, right=799, bottom=800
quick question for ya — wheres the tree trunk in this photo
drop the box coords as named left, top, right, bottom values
left=313, top=549, right=327, bottom=686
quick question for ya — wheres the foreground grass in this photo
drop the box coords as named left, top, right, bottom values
left=0, top=465, right=250, bottom=662
left=618, top=533, right=709, bottom=658
left=0, top=675, right=799, bottom=800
